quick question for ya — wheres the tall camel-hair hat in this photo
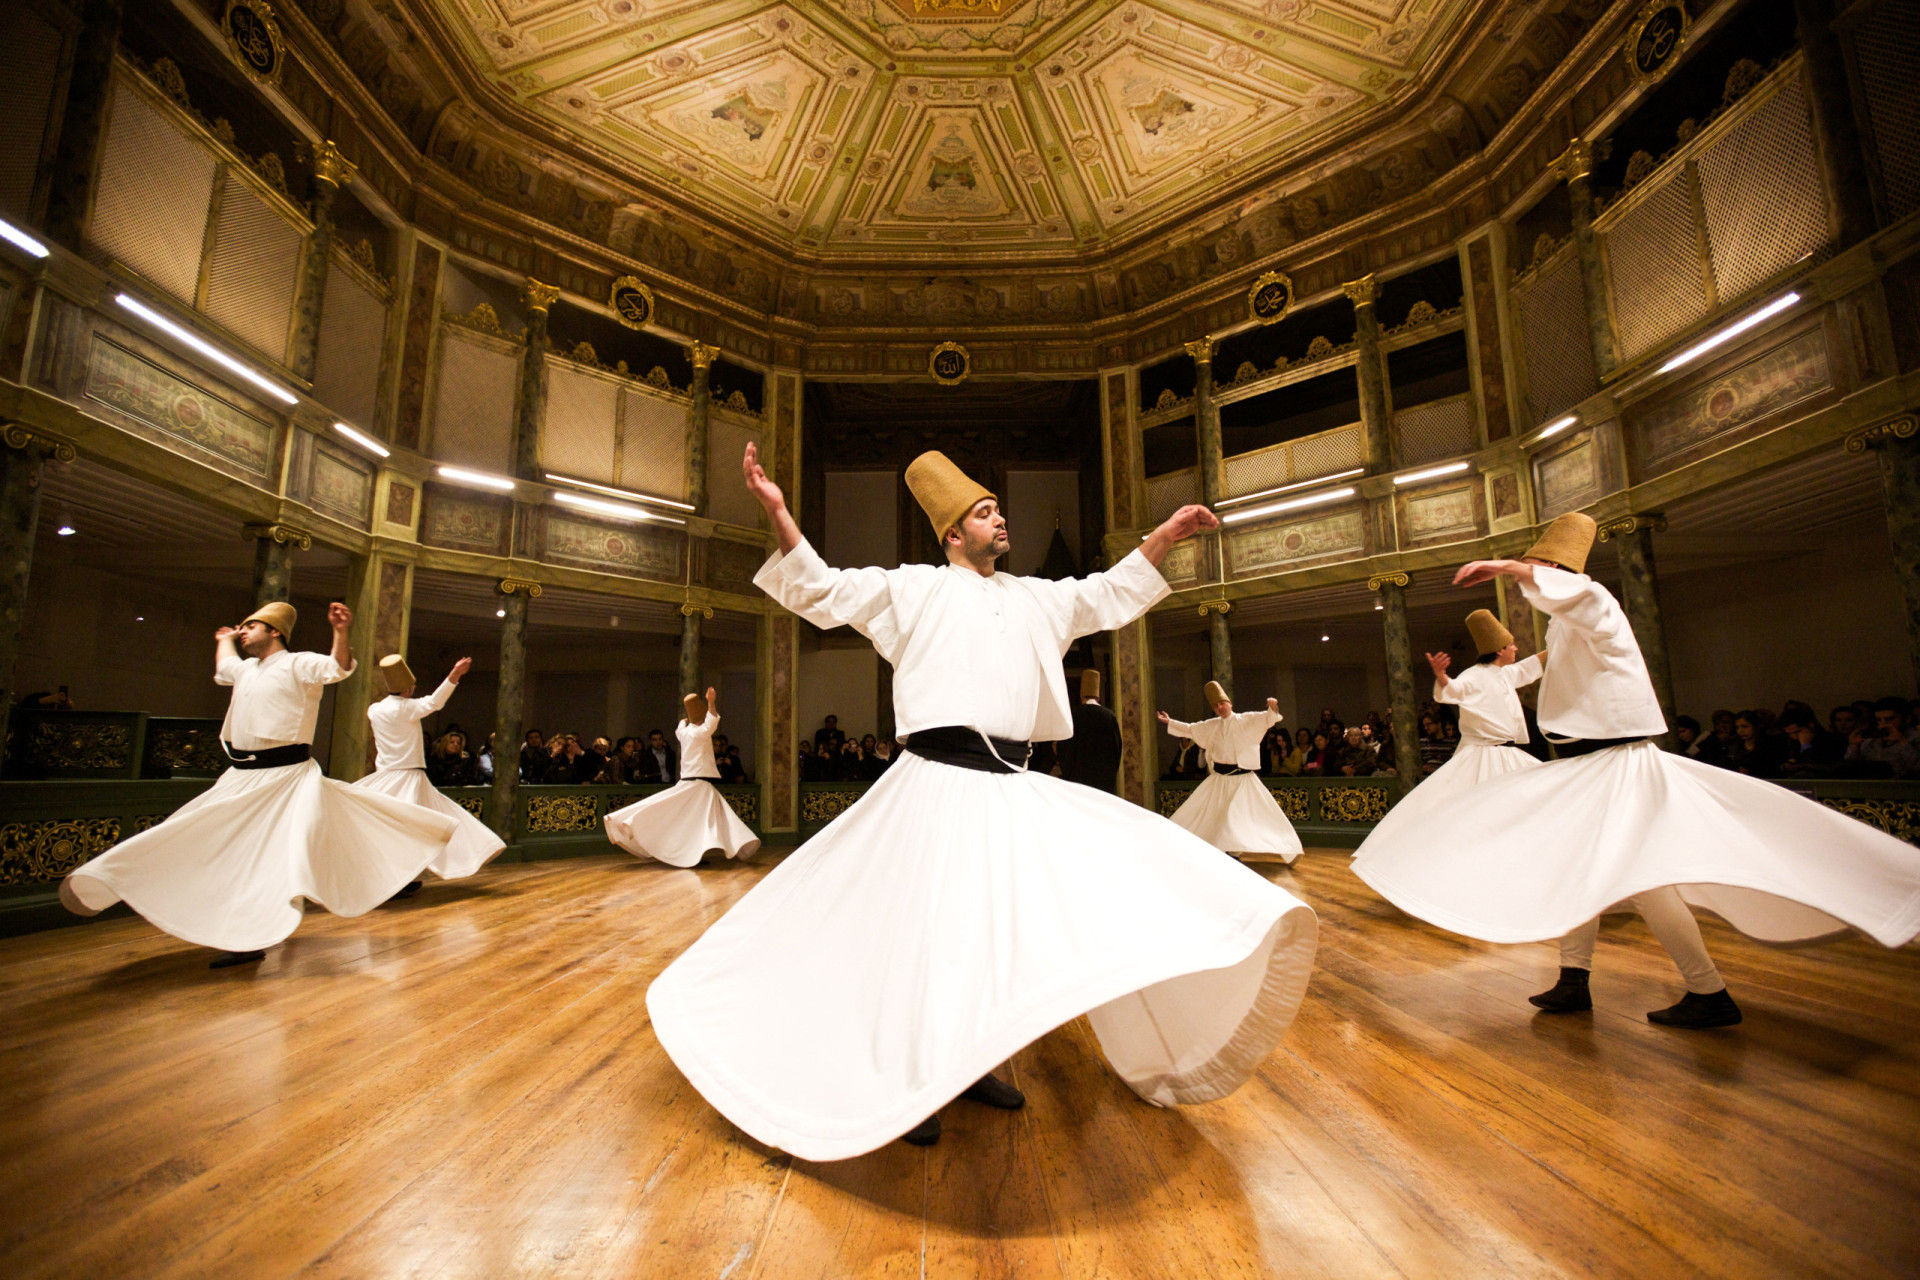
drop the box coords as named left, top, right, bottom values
left=1465, top=609, right=1513, bottom=656
left=683, top=692, right=709, bottom=723
left=904, top=450, right=995, bottom=540
left=1204, top=680, right=1230, bottom=708
left=1523, top=511, right=1598, bottom=574
left=379, top=654, right=416, bottom=694
left=241, top=601, right=296, bottom=640
left=1080, top=669, right=1102, bottom=700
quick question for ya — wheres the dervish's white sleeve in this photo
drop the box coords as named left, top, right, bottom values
left=1031, top=550, right=1172, bottom=641
left=214, top=655, right=247, bottom=686
left=1175, top=717, right=1225, bottom=754
left=1165, top=717, right=1195, bottom=740
left=1433, top=671, right=1466, bottom=706
left=289, top=652, right=355, bottom=685
left=687, top=711, right=719, bottom=740
left=409, top=679, right=458, bottom=720
left=1504, top=652, right=1545, bottom=688
left=1519, top=567, right=1633, bottom=651
left=754, top=538, right=900, bottom=648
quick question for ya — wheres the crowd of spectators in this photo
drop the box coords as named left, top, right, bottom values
left=800, top=714, right=896, bottom=782
left=1160, top=707, right=1405, bottom=780
left=417, top=722, right=755, bottom=787
left=1673, top=697, right=1920, bottom=780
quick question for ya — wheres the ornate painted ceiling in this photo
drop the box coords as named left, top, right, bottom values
left=411, top=0, right=1485, bottom=262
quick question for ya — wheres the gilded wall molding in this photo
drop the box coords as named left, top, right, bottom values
left=1183, top=336, right=1217, bottom=365
left=687, top=341, right=718, bottom=371
left=520, top=279, right=560, bottom=315
left=309, top=139, right=358, bottom=188
left=1342, top=275, right=1379, bottom=308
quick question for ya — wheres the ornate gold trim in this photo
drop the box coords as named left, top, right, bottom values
left=610, top=276, right=656, bottom=329
left=309, top=140, right=357, bottom=188
left=1844, top=414, right=1918, bottom=453
left=1366, top=571, right=1410, bottom=591
left=687, top=340, right=718, bottom=370
left=222, top=0, right=284, bottom=86
left=521, top=278, right=560, bottom=314
left=1197, top=599, right=1232, bottom=617
left=1598, top=514, right=1668, bottom=542
left=929, top=341, right=971, bottom=386
left=1183, top=335, right=1216, bottom=364
left=1341, top=274, right=1378, bottom=307
left=680, top=601, right=715, bottom=619
left=1624, top=0, right=1690, bottom=86
left=444, top=302, right=512, bottom=338
left=499, top=578, right=544, bottom=598
left=1248, top=270, right=1294, bottom=326
left=1552, top=138, right=1593, bottom=184
left=242, top=523, right=312, bottom=550
left=0, top=425, right=77, bottom=462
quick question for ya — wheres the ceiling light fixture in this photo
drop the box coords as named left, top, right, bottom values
left=552, top=490, right=687, bottom=525
left=1217, top=467, right=1366, bottom=509
left=0, top=217, right=50, bottom=259
left=544, top=472, right=695, bottom=512
left=1219, top=486, right=1357, bottom=525
left=1658, top=291, right=1801, bottom=374
left=436, top=465, right=517, bottom=492
left=57, top=525, right=75, bottom=536
left=1393, top=461, right=1471, bottom=486
left=114, top=294, right=298, bottom=405
left=332, top=421, right=390, bottom=458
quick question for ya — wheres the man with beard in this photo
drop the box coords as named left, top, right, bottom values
left=60, top=602, right=457, bottom=968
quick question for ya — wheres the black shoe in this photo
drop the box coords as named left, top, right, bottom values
left=209, top=949, right=265, bottom=969
left=961, top=1073, right=1026, bottom=1110
left=902, top=1114, right=941, bottom=1146
left=1528, top=967, right=1593, bottom=1013
left=390, top=881, right=423, bottom=902
left=1647, top=988, right=1741, bottom=1029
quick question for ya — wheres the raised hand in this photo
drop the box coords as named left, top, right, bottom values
left=450, top=657, right=473, bottom=682
left=1426, top=651, right=1451, bottom=679
left=215, top=625, right=238, bottom=641
left=328, top=602, right=353, bottom=630
left=1160, top=504, right=1220, bottom=542
left=742, top=441, right=784, bottom=514
left=706, top=685, right=718, bottom=713
left=1156, top=710, right=1170, bottom=724
left=1266, top=697, right=1281, bottom=718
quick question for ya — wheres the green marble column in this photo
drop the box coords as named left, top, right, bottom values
left=1794, top=0, right=1877, bottom=246
left=688, top=341, right=716, bottom=512
left=1371, top=573, right=1423, bottom=793
left=514, top=280, right=558, bottom=480
left=1187, top=335, right=1232, bottom=697
left=0, top=430, right=68, bottom=752
left=679, top=604, right=704, bottom=699
left=489, top=580, right=535, bottom=841
left=1560, top=141, right=1619, bottom=380
left=42, top=0, right=123, bottom=248
left=244, top=524, right=306, bottom=607
left=289, top=143, right=357, bottom=382
left=1603, top=516, right=1677, bottom=746
left=1860, top=421, right=1920, bottom=689
left=1345, top=275, right=1393, bottom=471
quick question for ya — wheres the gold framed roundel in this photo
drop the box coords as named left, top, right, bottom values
left=609, top=276, right=656, bottom=330
left=1624, top=0, right=1689, bottom=85
left=1248, top=270, right=1294, bottom=326
left=929, top=341, right=970, bottom=386
left=223, top=0, right=284, bottom=85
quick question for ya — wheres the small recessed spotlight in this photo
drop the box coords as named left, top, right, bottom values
left=135, top=615, right=145, bottom=622
left=1321, top=633, right=1330, bottom=642
left=1374, top=602, right=1383, bottom=611
left=57, top=525, right=75, bottom=536
left=609, top=615, right=620, bottom=627
left=495, top=608, right=506, bottom=618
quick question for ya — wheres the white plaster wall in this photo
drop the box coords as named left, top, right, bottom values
left=797, top=643, right=880, bottom=745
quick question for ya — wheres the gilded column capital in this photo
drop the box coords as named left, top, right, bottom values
left=688, top=340, right=719, bottom=370
left=1598, top=514, right=1668, bottom=542
left=1366, top=571, right=1410, bottom=591
left=1182, top=335, right=1216, bottom=365
left=1196, top=599, right=1232, bottom=617
left=1553, top=138, right=1593, bottom=183
left=310, top=140, right=358, bottom=188
left=0, top=424, right=77, bottom=462
left=241, top=522, right=313, bottom=550
left=1844, top=413, right=1918, bottom=453
left=498, top=578, right=544, bottom=598
left=520, top=279, right=560, bottom=314
left=681, top=600, right=715, bottom=619
left=1341, top=274, right=1378, bottom=308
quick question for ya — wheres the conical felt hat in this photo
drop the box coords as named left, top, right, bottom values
left=1079, top=669, right=1102, bottom=700
left=379, top=654, right=415, bottom=694
left=1465, top=609, right=1512, bottom=655
left=904, top=450, right=995, bottom=539
left=1204, top=680, right=1229, bottom=707
left=1524, top=512, right=1597, bottom=573
left=242, top=601, right=296, bottom=640
left=683, top=692, right=709, bottom=722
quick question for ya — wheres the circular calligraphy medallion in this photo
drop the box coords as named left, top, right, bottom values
left=1247, top=270, right=1294, bottom=326
left=609, top=276, right=656, bottom=330
left=929, top=341, right=970, bottom=386
left=223, top=0, right=284, bottom=84
left=1625, top=1, right=1689, bottom=84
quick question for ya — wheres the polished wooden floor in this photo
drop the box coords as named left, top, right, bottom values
left=2, top=850, right=1917, bottom=1279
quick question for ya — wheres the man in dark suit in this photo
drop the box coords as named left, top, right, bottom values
left=1058, top=669, right=1123, bottom=794
left=644, top=728, right=677, bottom=783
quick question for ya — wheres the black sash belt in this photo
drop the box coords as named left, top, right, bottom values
left=1548, top=735, right=1650, bottom=760
left=1212, top=763, right=1252, bottom=776
left=904, top=726, right=1031, bottom=774
left=224, top=742, right=312, bottom=770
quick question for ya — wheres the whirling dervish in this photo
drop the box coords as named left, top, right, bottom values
left=351, top=653, right=504, bottom=892
left=1159, top=682, right=1302, bottom=863
left=604, top=686, right=760, bottom=867
left=58, top=602, right=458, bottom=968
left=1352, top=513, right=1920, bottom=1028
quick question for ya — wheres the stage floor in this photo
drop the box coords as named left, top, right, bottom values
left=2, top=850, right=1916, bottom=1279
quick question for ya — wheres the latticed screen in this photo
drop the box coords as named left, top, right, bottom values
left=1515, top=254, right=1597, bottom=423
left=90, top=81, right=218, bottom=304
left=203, top=173, right=302, bottom=363
left=0, top=1, right=61, bottom=221
left=620, top=388, right=688, bottom=501
left=1602, top=170, right=1710, bottom=362
left=1219, top=422, right=1362, bottom=501
left=1854, top=0, right=1920, bottom=222
left=1395, top=395, right=1475, bottom=465
left=1696, top=75, right=1830, bottom=303
left=1147, top=468, right=1198, bottom=523
left=312, top=260, right=388, bottom=433
left=430, top=329, right=517, bottom=473
left=706, top=416, right=761, bottom=528
left=542, top=358, right=620, bottom=485
left=1223, top=445, right=1291, bottom=500
left=1289, top=423, right=1363, bottom=478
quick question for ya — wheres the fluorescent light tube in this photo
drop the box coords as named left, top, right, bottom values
left=1530, top=415, right=1578, bottom=444
left=1657, top=292, right=1800, bottom=374
left=543, top=472, right=695, bottom=511
left=114, top=294, right=298, bottom=405
left=332, top=422, right=390, bottom=458
left=0, top=218, right=49, bottom=258
left=1393, top=461, right=1471, bottom=486
left=1219, top=486, right=1357, bottom=525
left=552, top=489, right=686, bottom=525
left=436, top=465, right=517, bottom=492
left=1217, top=467, right=1366, bottom=509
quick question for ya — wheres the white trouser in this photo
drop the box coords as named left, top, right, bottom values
left=1559, top=886, right=1725, bottom=993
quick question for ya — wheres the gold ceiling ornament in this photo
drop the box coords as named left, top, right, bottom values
left=1624, top=0, right=1689, bottom=85
left=1183, top=335, right=1216, bottom=365
left=222, top=0, right=284, bottom=86
left=0, top=424, right=77, bottom=463
left=680, top=601, right=715, bottom=619
left=498, top=578, right=544, bottom=597
left=1366, top=571, right=1410, bottom=591
left=1551, top=137, right=1593, bottom=184
left=688, top=340, right=718, bottom=370
left=909, top=0, right=1017, bottom=13
left=1197, top=599, right=1233, bottom=618
left=1597, top=514, right=1667, bottom=542
left=929, top=341, right=971, bottom=386
left=521, top=278, right=560, bottom=314
left=1843, top=414, right=1918, bottom=453
left=309, top=140, right=358, bottom=189
left=241, top=522, right=312, bottom=550
left=1248, top=270, right=1295, bottom=326
left=1341, top=274, right=1378, bottom=308
left=609, top=276, right=656, bottom=330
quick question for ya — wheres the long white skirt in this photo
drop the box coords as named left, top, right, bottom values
left=646, top=753, right=1319, bottom=1161
left=605, top=779, right=761, bottom=868
left=1354, top=740, right=1542, bottom=847
left=351, top=767, right=505, bottom=879
left=1168, top=771, right=1304, bottom=861
left=1351, top=740, right=1920, bottom=947
left=60, top=760, right=459, bottom=952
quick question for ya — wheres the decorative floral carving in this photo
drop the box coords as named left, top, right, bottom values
left=348, top=238, right=382, bottom=278
left=568, top=340, right=600, bottom=366
left=1154, top=388, right=1179, bottom=410
left=151, top=58, right=190, bottom=105
left=720, top=789, right=759, bottom=825
left=1266, top=786, right=1310, bottom=821
left=1623, top=149, right=1657, bottom=187
left=646, top=365, right=676, bottom=390
left=444, top=302, right=510, bottom=337
left=1675, top=117, right=1699, bottom=143
left=1321, top=784, right=1391, bottom=823
left=725, top=390, right=750, bottom=411
left=1305, top=336, right=1334, bottom=360
left=253, top=152, right=288, bottom=192
left=526, top=795, right=598, bottom=832
left=1405, top=300, right=1437, bottom=325
left=1723, top=58, right=1764, bottom=107
left=211, top=118, right=237, bottom=145
left=0, top=819, right=122, bottom=885
left=26, top=722, right=132, bottom=771
left=802, top=786, right=865, bottom=825
left=1233, top=361, right=1260, bottom=384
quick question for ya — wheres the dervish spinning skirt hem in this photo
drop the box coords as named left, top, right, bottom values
left=1351, top=741, right=1920, bottom=948
left=605, top=779, right=761, bottom=867
left=1167, top=772, right=1304, bottom=861
left=61, top=759, right=458, bottom=952
left=1353, top=741, right=1542, bottom=841
left=351, top=767, right=505, bottom=879
left=645, top=753, right=1318, bottom=1162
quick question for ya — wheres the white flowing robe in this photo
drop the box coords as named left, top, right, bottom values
left=604, top=712, right=760, bottom=867
left=62, top=649, right=458, bottom=951
left=646, top=539, right=1319, bottom=1160
left=352, top=680, right=505, bottom=879
left=1165, top=709, right=1302, bottom=860
left=1352, top=568, right=1920, bottom=947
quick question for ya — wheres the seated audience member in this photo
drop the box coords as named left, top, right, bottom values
left=717, top=745, right=749, bottom=784
left=1302, top=730, right=1335, bottom=776
left=16, top=688, right=74, bottom=710
left=1161, top=740, right=1200, bottom=781
left=547, top=735, right=605, bottom=785
left=1337, top=726, right=1374, bottom=777
left=873, top=739, right=895, bottom=771
left=1674, top=715, right=1704, bottom=758
left=815, top=715, right=846, bottom=753
left=1278, top=727, right=1310, bottom=776
left=519, top=729, right=550, bottom=783
left=1418, top=714, right=1455, bottom=776
left=1830, top=705, right=1862, bottom=742
left=1317, top=707, right=1338, bottom=735
left=644, top=729, right=676, bottom=784
left=857, top=739, right=889, bottom=781
left=1373, top=721, right=1397, bottom=775
left=428, top=730, right=481, bottom=787
left=1694, top=710, right=1737, bottom=769
left=803, top=741, right=838, bottom=782
left=602, top=736, right=645, bottom=784
left=1848, top=697, right=1920, bottom=779
left=1257, top=725, right=1290, bottom=775
left=476, top=732, right=496, bottom=785
left=1775, top=711, right=1847, bottom=778
left=1720, top=711, right=1786, bottom=776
